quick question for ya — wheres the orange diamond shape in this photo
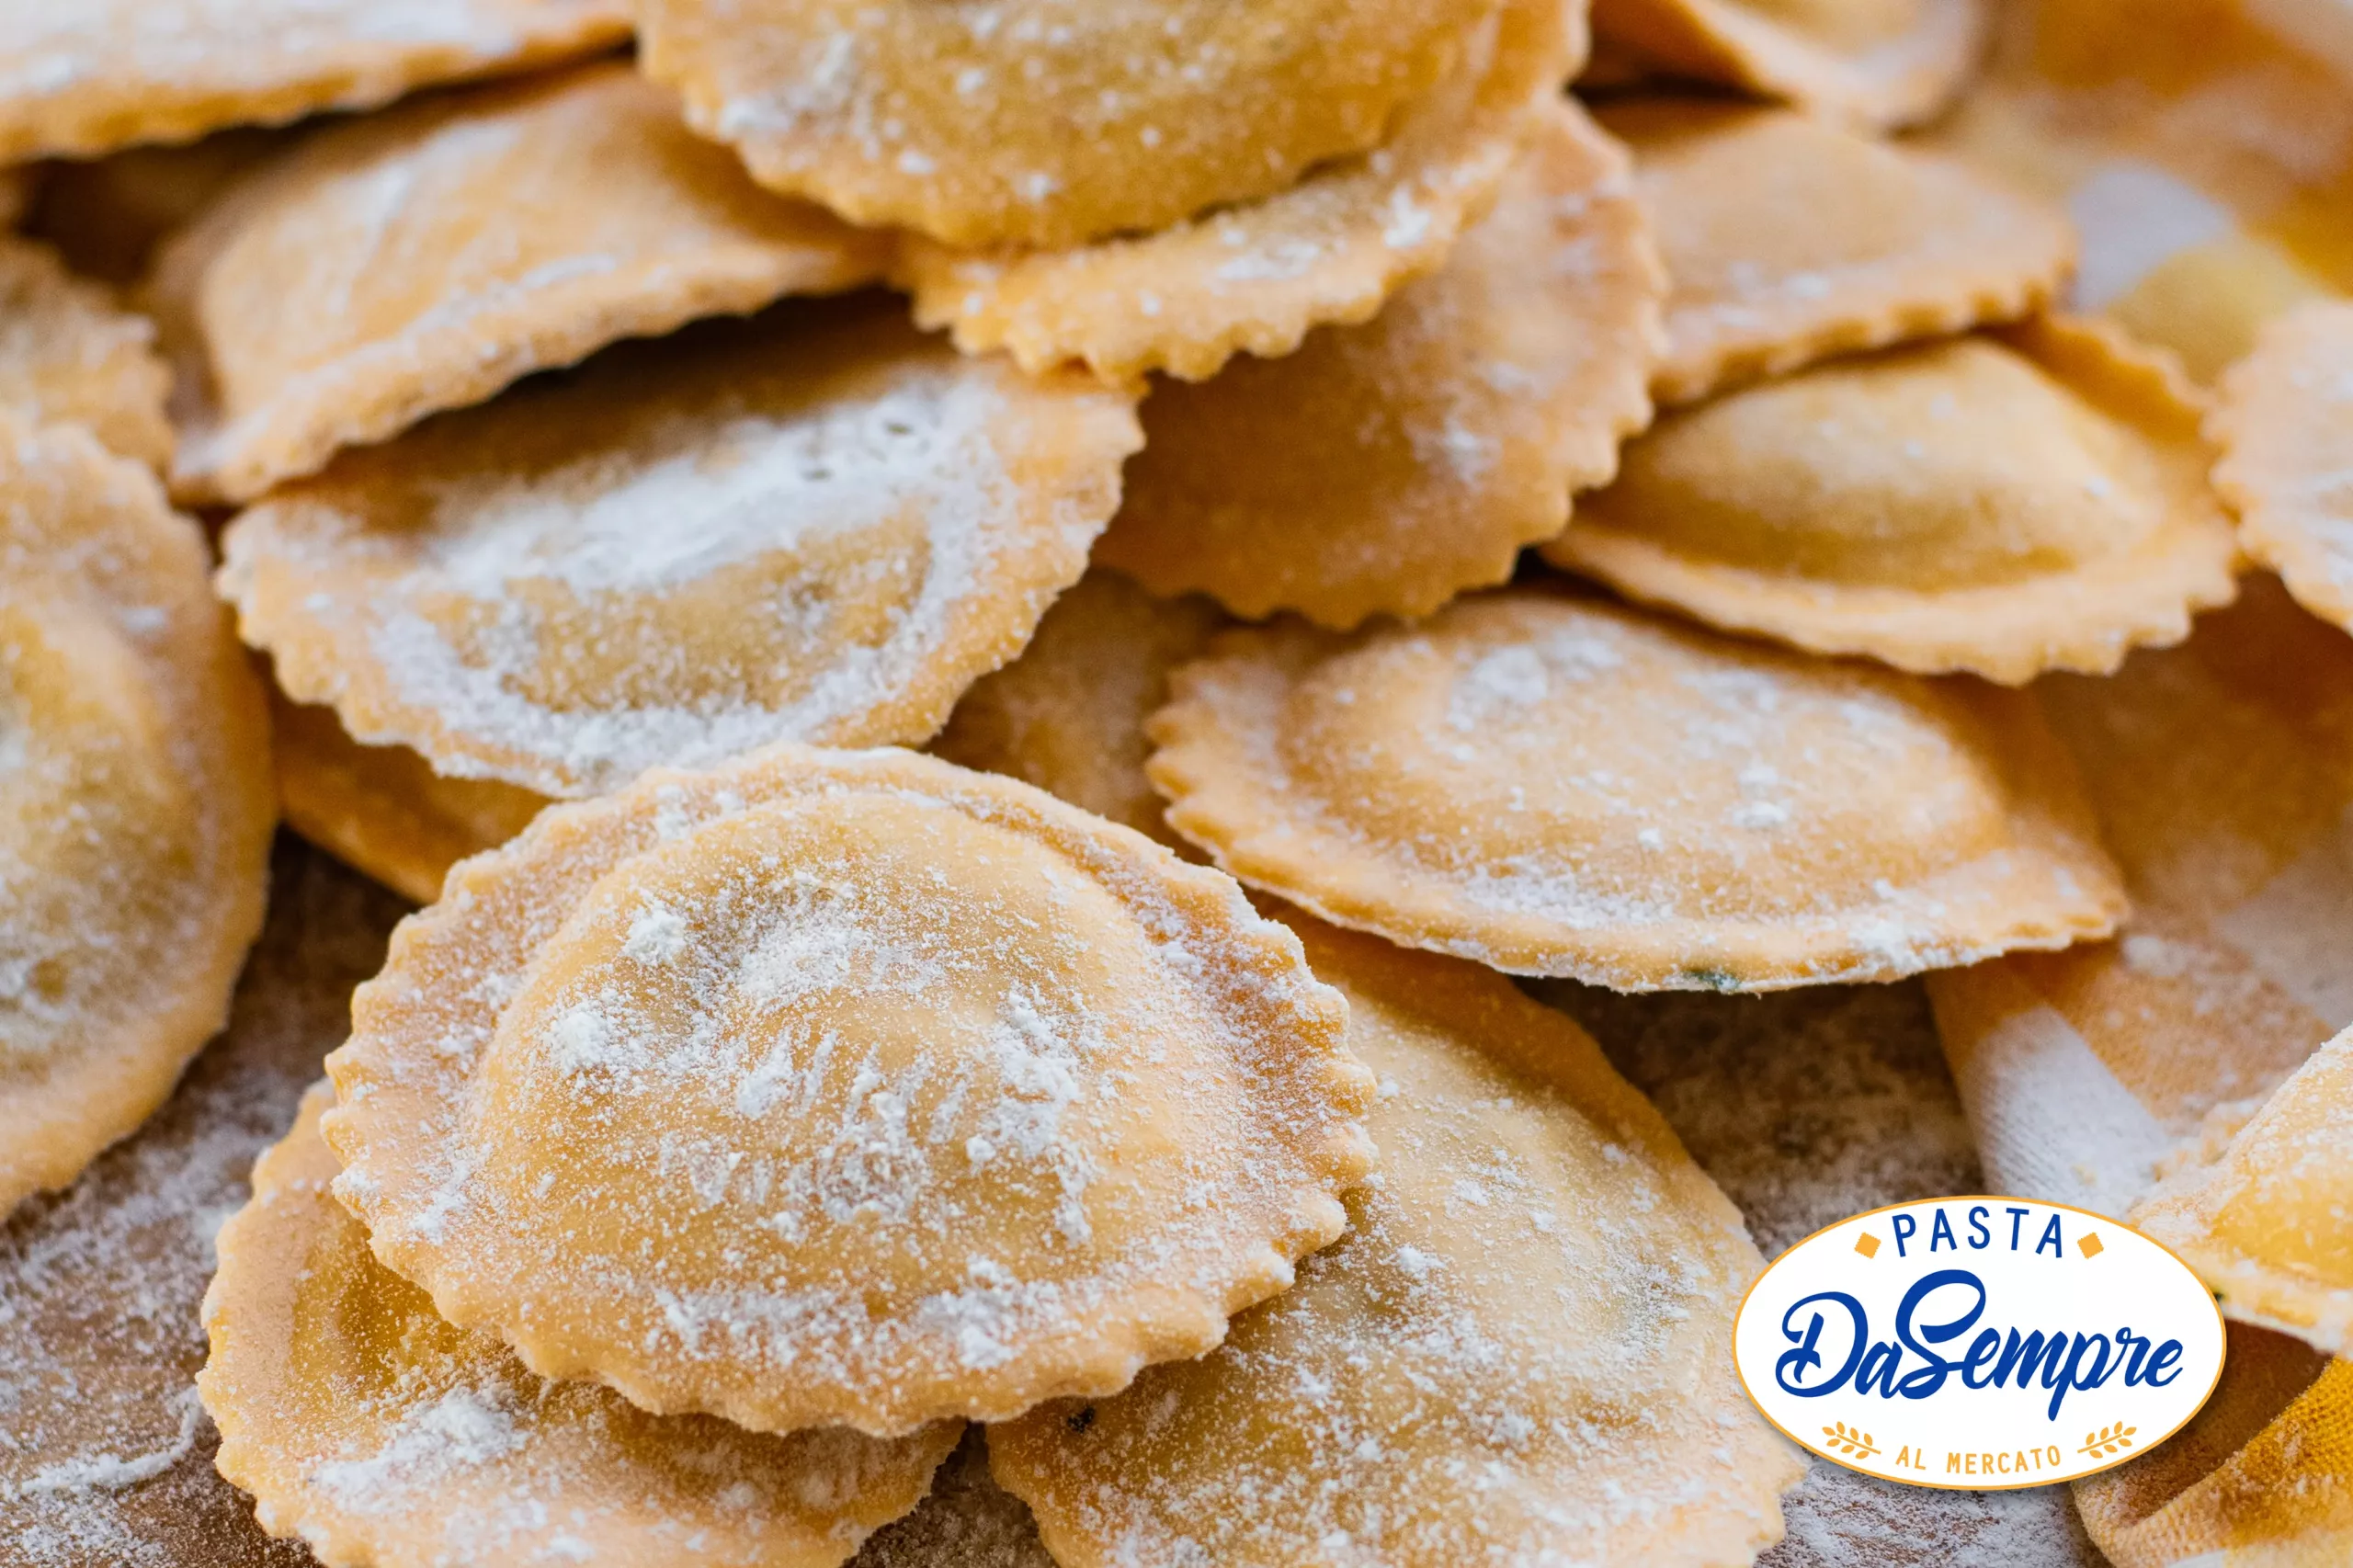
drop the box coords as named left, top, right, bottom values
left=2078, top=1233, right=2105, bottom=1259
left=1854, top=1233, right=1881, bottom=1259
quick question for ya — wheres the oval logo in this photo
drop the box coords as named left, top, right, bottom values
left=1733, top=1198, right=2225, bottom=1489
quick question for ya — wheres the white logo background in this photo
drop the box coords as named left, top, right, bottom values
left=1734, top=1198, right=2225, bottom=1489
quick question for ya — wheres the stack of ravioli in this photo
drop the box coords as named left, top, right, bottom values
left=3, top=1, right=2352, bottom=1565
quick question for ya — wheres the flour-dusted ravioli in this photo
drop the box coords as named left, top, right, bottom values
left=204, top=1085, right=961, bottom=1568
left=1600, top=97, right=2075, bottom=405
left=0, top=0, right=627, bottom=164
left=1, top=850, right=406, bottom=1564
left=1592, top=0, right=1985, bottom=129
left=639, top=0, right=1497, bottom=249
left=218, top=303, right=1142, bottom=801
left=271, top=693, right=547, bottom=906
left=0, top=236, right=172, bottom=467
left=1095, top=101, right=1663, bottom=630
left=151, top=62, right=893, bottom=506
left=993, top=913, right=1804, bottom=1567
left=2211, top=301, right=2353, bottom=634
left=1546, top=318, right=2239, bottom=683
left=2131, top=1030, right=2353, bottom=1359
left=1147, top=588, right=2124, bottom=991
left=931, top=571, right=1224, bottom=853
left=323, top=745, right=1376, bottom=1437
left=892, top=0, right=1575, bottom=385
left=0, top=418, right=275, bottom=1211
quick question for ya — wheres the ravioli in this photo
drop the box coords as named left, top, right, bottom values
left=2211, top=301, right=2353, bottom=633
left=0, top=0, right=627, bottom=163
left=0, top=418, right=274, bottom=1211
left=1546, top=318, right=2240, bottom=682
left=322, top=745, right=1375, bottom=1436
left=271, top=691, right=547, bottom=906
left=1600, top=97, right=2075, bottom=405
left=218, top=303, right=1142, bottom=799
left=892, top=0, right=1575, bottom=385
left=0, top=235, right=172, bottom=467
left=1147, top=588, right=2125, bottom=991
left=203, top=1085, right=961, bottom=1568
left=1096, top=101, right=1662, bottom=630
left=2132, top=1030, right=2353, bottom=1359
left=640, top=0, right=1500, bottom=249
left=993, top=914, right=1803, bottom=1567
left=150, top=62, right=892, bottom=505
left=1591, top=0, right=1985, bottom=129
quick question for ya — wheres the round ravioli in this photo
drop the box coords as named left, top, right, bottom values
left=322, top=745, right=1375, bottom=1437
left=0, top=418, right=275, bottom=1211
left=150, top=62, right=892, bottom=506
left=1600, top=96, right=2075, bottom=405
left=930, top=570, right=1225, bottom=853
left=993, top=914, right=1804, bottom=1567
left=1545, top=318, right=2240, bottom=683
left=2211, top=301, right=2353, bottom=633
left=2132, top=1029, right=2353, bottom=1359
left=1146, top=588, right=2125, bottom=991
left=273, top=692, right=547, bottom=907
left=204, top=1085, right=962, bottom=1568
left=0, top=235, right=172, bottom=467
left=0, top=0, right=628, bottom=165
left=893, top=0, right=1575, bottom=385
left=1590, top=0, right=1985, bottom=129
left=638, top=0, right=1495, bottom=249
left=218, top=303, right=1142, bottom=801
left=1097, top=101, right=1662, bottom=630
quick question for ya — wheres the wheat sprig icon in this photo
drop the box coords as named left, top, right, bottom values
left=1822, top=1422, right=1881, bottom=1460
left=2079, top=1423, right=2138, bottom=1459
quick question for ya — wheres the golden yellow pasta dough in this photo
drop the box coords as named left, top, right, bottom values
left=930, top=571, right=1223, bottom=853
left=0, top=235, right=171, bottom=467
left=1591, top=0, right=1984, bottom=129
left=270, top=691, right=546, bottom=907
left=1546, top=318, right=2240, bottom=683
left=993, top=914, right=1804, bottom=1567
left=0, top=417, right=275, bottom=1211
left=1, top=849, right=407, bottom=1567
left=218, top=303, right=1142, bottom=800
left=150, top=62, right=892, bottom=505
left=1147, top=588, right=2125, bottom=991
left=638, top=0, right=1498, bottom=248
left=2211, top=301, right=2353, bottom=633
left=1600, top=96, right=2075, bottom=405
left=1096, top=101, right=1663, bottom=630
left=0, top=0, right=628, bottom=164
left=202, top=1085, right=962, bottom=1568
left=323, top=745, right=1376, bottom=1437
left=2132, top=1031, right=2353, bottom=1358
left=892, top=0, right=1577, bottom=386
